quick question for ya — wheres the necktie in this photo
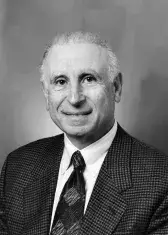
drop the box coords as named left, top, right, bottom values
left=51, top=150, right=86, bottom=235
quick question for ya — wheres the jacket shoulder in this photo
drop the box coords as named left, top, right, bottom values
left=124, top=129, right=168, bottom=179
left=4, top=134, right=64, bottom=176
left=1, top=134, right=64, bottom=191
left=118, top=125, right=168, bottom=170
left=118, top=125, right=167, bottom=157
left=8, top=134, right=64, bottom=159
left=131, top=134, right=167, bottom=159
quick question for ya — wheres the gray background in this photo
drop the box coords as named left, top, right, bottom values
left=1, top=0, right=168, bottom=169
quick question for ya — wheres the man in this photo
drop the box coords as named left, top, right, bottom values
left=0, top=31, right=168, bottom=235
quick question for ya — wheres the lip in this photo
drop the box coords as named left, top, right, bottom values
left=61, top=110, right=92, bottom=115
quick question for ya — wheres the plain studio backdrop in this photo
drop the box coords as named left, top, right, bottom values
left=0, top=0, right=168, bottom=169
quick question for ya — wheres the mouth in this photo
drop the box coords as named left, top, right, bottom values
left=62, top=110, right=92, bottom=116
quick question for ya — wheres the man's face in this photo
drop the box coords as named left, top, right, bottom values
left=43, top=43, right=121, bottom=146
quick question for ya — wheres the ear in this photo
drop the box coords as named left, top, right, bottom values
left=41, top=80, right=49, bottom=111
left=113, top=72, right=123, bottom=103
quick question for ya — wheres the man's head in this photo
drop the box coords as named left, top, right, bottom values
left=40, top=31, right=122, bottom=149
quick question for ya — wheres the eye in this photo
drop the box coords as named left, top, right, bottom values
left=51, top=76, right=68, bottom=90
left=55, top=78, right=66, bottom=86
left=83, top=75, right=97, bottom=84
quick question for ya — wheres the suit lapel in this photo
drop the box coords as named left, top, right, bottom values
left=23, top=134, right=64, bottom=235
left=81, top=125, right=133, bottom=235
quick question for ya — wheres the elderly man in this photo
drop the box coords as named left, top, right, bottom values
left=0, top=31, right=168, bottom=235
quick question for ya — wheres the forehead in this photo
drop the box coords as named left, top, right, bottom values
left=46, top=43, right=108, bottom=75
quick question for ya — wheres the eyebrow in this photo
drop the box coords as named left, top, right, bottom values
left=49, top=69, right=102, bottom=81
left=80, top=69, right=100, bottom=76
left=50, top=73, right=67, bottom=82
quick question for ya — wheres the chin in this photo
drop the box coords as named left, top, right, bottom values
left=62, top=124, right=91, bottom=137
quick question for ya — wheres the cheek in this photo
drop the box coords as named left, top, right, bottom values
left=47, top=91, right=64, bottom=109
left=87, top=86, right=113, bottom=110
left=48, top=94, right=57, bottom=108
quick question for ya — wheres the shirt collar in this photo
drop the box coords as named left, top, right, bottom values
left=62, top=120, right=118, bottom=174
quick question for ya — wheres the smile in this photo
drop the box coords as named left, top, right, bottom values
left=62, top=111, right=92, bottom=116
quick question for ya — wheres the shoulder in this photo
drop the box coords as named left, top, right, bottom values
left=118, top=124, right=167, bottom=159
left=131, top=132, right=167, bottom=164
left=120, top=126, right=168, bottom=180
left=8, top=133, right=64, bottom=159
left=0, top=134, right=64, bottom=196
left=4, top=134, right=64, bottom=174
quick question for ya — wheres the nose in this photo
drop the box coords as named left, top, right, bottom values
left=67, top=84, right=85, bottom=106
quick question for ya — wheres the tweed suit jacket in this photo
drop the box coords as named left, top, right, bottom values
left=0, top=125, right=168, bottom=235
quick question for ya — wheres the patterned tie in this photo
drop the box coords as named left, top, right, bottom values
left=51, top=150, right=86, bottom=235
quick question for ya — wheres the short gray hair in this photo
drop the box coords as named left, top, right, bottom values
left=40, top=31, right=120, bottom=83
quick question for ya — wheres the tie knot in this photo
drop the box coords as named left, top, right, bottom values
left=70, top=150, right=86, bottom=172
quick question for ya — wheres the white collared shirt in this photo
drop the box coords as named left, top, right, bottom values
left=50, top=121, right=118, bottom=230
